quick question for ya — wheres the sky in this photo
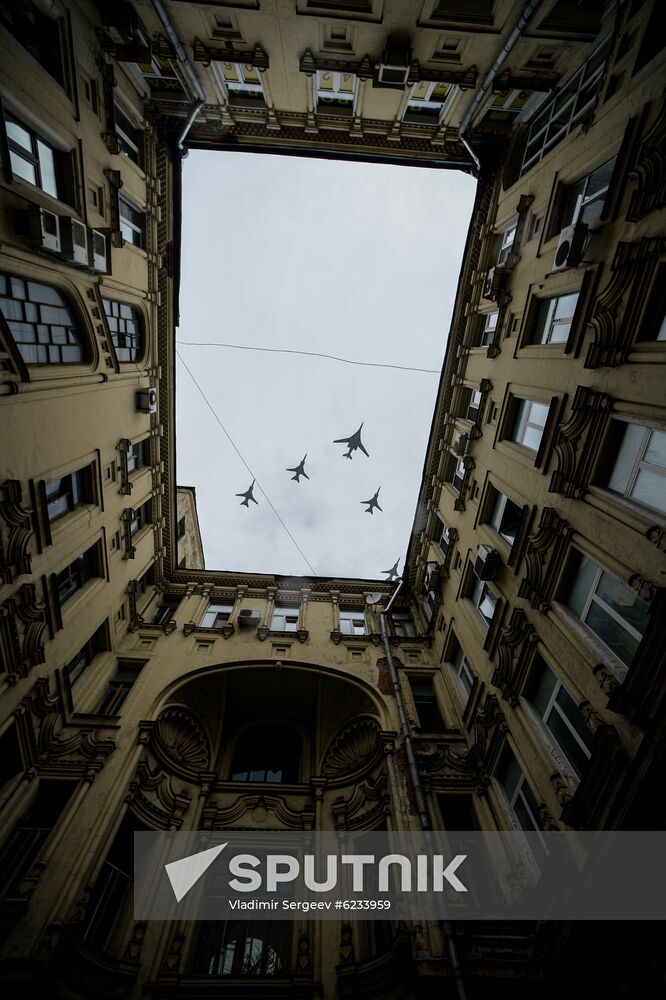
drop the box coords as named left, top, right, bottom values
left=176, top=150, right=477, bottom=580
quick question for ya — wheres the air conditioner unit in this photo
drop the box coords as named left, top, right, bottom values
left=453, top=432, right=469, bottom=456
left=424, top=561, right=440, bottom=592
left=474, top=545, right=501, bottom=581
left=136, top=387, right=157, bottom=414
left=27, top=206, right=61, bottom=253
left=482, top=266, right=508, bottom=301
left=60, top=218, right=89, bottom=266
left=90, top=229, right=109, bottom=272
left=237, top=609, right=261, bottom=627
left=102, top=1, right=150, bottom=48
left=553, top=222, right=588, bottom=271
left=378, top=38, right=412, bottom=85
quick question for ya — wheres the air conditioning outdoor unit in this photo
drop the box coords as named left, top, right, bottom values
left=378, top=38, right=412, bottom=85
left=474, top=545, right=501, bottom=581
left=136, top=387, right=157, bottom=414
left=424, top=561, right=441, bottom=592
left=27, top=206, right=61, bottom=253
left=237, top=609, right=261, bottom=627
left=453, top=432, right=469, bottom=456
left=60, top=218, right=89, bottom=266
left=482, top=265, right=508, bottom=301
left=90, top=229, right=108, bottom=272
left=102, top=2, right=150, bottom=48
left=553, top=222, right=588, bottom=271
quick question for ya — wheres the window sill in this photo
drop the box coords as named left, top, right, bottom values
left=118, top=241, right=149, bottom=260
left=330, top=630, right=381, bottom=645
left=184, top=621, right=235, bottom=638
left=60, top=577, right=106, bottom=626
left=8, top=174, right=80, bottom=218
left=257, top=627, right=309, bottom=643
left=115, top=153, right=147, bottom=184
left=585, top=485, right=666, bottom=544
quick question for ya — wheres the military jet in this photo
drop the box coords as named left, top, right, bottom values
left=236, top=480, right=258, bottom=507
left=334, top=423, right=369, bottom=460
left=383, top=559, right=400, bottom=581
left=361, top=488, right=382, bottom=515
left=287, top=455, right=309, bottom=483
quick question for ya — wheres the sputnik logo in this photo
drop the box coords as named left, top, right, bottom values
left=165, top=843, right=228, bottom=902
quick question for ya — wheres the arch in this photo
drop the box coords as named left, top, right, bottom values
left=229, top=723, right=302, bottom=784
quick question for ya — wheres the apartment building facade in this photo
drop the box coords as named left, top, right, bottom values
left=0, top=1, right=664, bottom=998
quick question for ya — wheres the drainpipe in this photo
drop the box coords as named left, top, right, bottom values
left=377, top=581, right=468, bottom=1000
left=458, top=0, right=545, bottom=174
left=149, top=0, right=206, bottom=154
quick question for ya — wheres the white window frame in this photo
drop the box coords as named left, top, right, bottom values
left=271, top=603, right=300, bottom=632
left=606, top=421, right=666, bottom=515
left=200, top=602, right=234, bottom=629
left=510, top=398, right=550, bottom=452
left=451, top=641, right=475, bottom=704
left=497, top=221, right=517, bottom=265
left=465, top=388, right=482, bottom=423
left=391, top=610, right=416, bottom=637
left=339, top=607, right=367, bottom=635
left=566, top=555, right=648, bottom=666
left=495, top=751, right=545, bottom=841
left=470, top=573, right=497, bottom=630
left=530, top=660, right=592, bottom=776
left=315, top=69, right=358, bottom=115
left=479, top=310, right=498, bottom=346
left=559, top=157, right=617, bottom=229
left=118, top=195, right=145, bottom=248
left=214, top=62, right=266, bottom=105
left=450, top=457, right=465, bottom=492
left=403, top=80, right=455, bottom=124
left=530, top=293, right=579, bottom=345
left=488, top=488, right=522, bottom=547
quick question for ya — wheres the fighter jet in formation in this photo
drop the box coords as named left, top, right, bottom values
left=287, top=455, right=309, bottom=483
left=361, top=488, right=382, bottom=515
left=236, top=481, right=258, bottom=507
left=383, top=559, right=400, bottom=581
left=334, top=423, right=369, bottom=460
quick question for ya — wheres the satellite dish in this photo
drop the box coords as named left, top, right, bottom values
left=366, top=593, right=383, bottom=605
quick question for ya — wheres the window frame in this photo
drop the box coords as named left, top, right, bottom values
left=0, top=272, right=88, bottom=367
left=402, top=80, right=454, bottom=124
left=214, top=61, right=267, bottom=108
left=468, top=570, right=498, bottom=631
left=529, top=292, right=580, bottom=345
left=450, top=637, right=476, bottom=705
left=509, top=397, right=550, bottom=452
left=199, top=601, right=234, bottom=629
left=45, top=465, right=95, bottom=523
left=485, top=486, right=523, bottom=549
left=118, top=195, right=146, bottom=248
left=315, top=68, right=358, bottom=116
left=55, top=544, right=101, bottom=609
left=602, top=419, right=666, bottom=517
left=526, top=655, right=593, bottom=778
left=102, top=297, right=144, bottom=363
left=270, top=602, right=301, bottom=632
left=339, top=607, right=367, bottom=636
left=113, top=103, right=143, bottom=167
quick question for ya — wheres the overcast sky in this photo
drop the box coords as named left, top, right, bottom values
left=175, top=151, right=476, bottom=580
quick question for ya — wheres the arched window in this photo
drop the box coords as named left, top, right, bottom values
left=0, top=273, right=87, bottom=364
left=102, top=298, right=143, bottom=362
left=230, top=725, right=301, bottom=783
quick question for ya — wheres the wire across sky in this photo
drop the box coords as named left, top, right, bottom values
left=176, top=340, right=441, bottom=374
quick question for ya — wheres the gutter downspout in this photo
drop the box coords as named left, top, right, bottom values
left=149, top=0, right=206, bottom=154
left=458, top=0, right=545, bottom=174
left=378, top=581, right=468, bottom=1000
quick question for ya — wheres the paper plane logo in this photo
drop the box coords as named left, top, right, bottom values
left=165, top=843, right=228, bottom=902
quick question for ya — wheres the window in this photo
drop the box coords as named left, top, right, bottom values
left=557, top=157, right=617, bottom=229
left=129, top=500, right=151, bottom=536
left=102, top=299, right=143, bottom=362
left=565, top=553, right=650, bottom=666
left=509, top=398, right=550, bottom=452
left=403, top=80, right=452, bottom=124
left=4, top=112, right=60, bottom=198
left=469, top=571, right=497, bottom=630
left=431, top=0, right=494, bottom=25
left=0, top=273, right=87, bottom=365
left=46, top=465, right=94, bottom=521
left=530, top=293, right=579, bottom=344
left=271, top=602, right=300, bottom=632
left=527, top=656, right=593, bottom=777
left=127, top=439, right=148, bottom=475
left=231, top=725, right=301, bottom=783
left=339, top=607, right=367, bottom=635
left=0, top=780, right=75, bottom=902
left=114, top=104, right=143, bottom=166
left=486, top=487, right=523, bottom=547
left=480, top=88, right=531, bottom=129
left=497, top=221, right=517, bottom=265
left=194, top=921, right=290, bottom=977
left=391, top=610, right=416, bottom=637
left=521, top=37, right=611, bottom=175
left=200, top=602, right=233, bottom=628
left=56, top=545, right=100, bottom=607
left=449, top=457, right=465, bottom=492
left=0, top=1, right=68, bottom=88
left=118, top=196, right=145, bottom=248
left=477, top=311, right=498, bottom=347
left=216, top=62, right=266, bottom=107
left=450, top=638, right=476, bottom=704
left=434, top=515, right=451, bottom=557
left=65, top=625, right=106, bottom=687
left=96, top=662, right=142, bottom=715
left=461, top=387, right=482, bottom=423
left=495, top=747, right=545, bottom=838
left=82, top=814, right=137, bottom=952
left=316, top=70, right=356, bottom=116
left=151, top=596, right=180, bottom=625
left=135, top=56, right=186, bottom=96
left=410, top=677, right=444, bottom=731
left=604, top=421, right=666, bottom=515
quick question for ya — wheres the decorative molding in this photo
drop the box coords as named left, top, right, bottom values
left=517, top=508, right=573, bottom=612
left=491, top=608, right=536, bottom=707
left=322, top=717, right=382, bottom=780
left=0, top=480, right=34, bottom=583
left=549, top=387, right=611, bottom=497
left=626, top=97, right=666, bottom=222
left=193, top=39, right=269, bottom=70
left=150, top=706, right=211, bottom=779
